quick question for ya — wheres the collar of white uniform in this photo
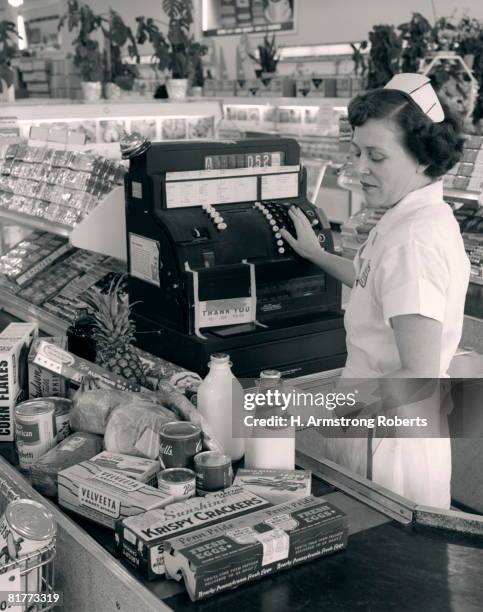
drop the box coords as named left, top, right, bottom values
left=375, top=180, right=444, bottom=234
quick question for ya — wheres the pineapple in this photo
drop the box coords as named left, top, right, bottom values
left=82, top=275, right=146, bottom=387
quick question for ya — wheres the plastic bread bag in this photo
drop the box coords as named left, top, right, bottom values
left=104, top=400, right=178, bottom=459
left=30, top=431, right=103, bottom=497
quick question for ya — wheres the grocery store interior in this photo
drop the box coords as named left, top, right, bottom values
left=0, top=0, right=483, bottom=610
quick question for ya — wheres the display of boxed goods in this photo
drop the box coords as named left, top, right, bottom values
left=0, top=231, right=72, bottom=291
left=233, top=469, right=312, bottom=504
left=0, top=339, right=28, bottom=441
left=164, top=496, right=348, bottom=601
left=89, top=452, right=160, bottom=487
left=58, top=460, right=174, bottom=529
left=116, top=484, right=272, bottom=579
left=30, top=431, right=103, bottom=497
left=443, top=135, right=483, bottom=193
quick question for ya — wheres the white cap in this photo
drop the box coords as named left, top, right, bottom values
left=384, top=73, right=445, bottom=123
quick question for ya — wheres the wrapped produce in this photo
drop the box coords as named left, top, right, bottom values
left=104, top=400, right=177, bottom=459
left=70, top=388, right=175, bottom=435
left=30, top=431, right=103, bottom=497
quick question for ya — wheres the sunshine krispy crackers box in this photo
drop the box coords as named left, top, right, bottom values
left=58, top=461, right=173, bottom=529
left=164, top=496, right=348, bottom=601
left=116, top=485, right=271, bottom=579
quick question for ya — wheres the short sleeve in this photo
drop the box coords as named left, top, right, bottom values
left=374, top=239, right=449, bottom=326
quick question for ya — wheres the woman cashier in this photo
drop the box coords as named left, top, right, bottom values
left=281, top=73, right=470, bottom=508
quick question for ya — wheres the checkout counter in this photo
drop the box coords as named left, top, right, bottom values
left=0, top=137, right=482, bottom=610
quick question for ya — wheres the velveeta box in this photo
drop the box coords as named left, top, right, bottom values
left=164, top=496, right=348, bottom=601
left=116, top=485, right=271, bottom=579
left=90, top=452, right=160, bottom=487
left=58, top=461, right=173, bottom=529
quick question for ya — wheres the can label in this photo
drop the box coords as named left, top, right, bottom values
left=159, top=425, right=202, bottom=469
left=196, top=462, right=233, bottom=495
left=158, top=474, right=196, bottom=501
left=15, top=405, right=56, bottom=470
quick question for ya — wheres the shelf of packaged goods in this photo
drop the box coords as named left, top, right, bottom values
left=470, top=275, right=483, bottom=286
left=0, top=209, right=72, bottom=237
left=0, top=289, right=67, bottom=335
left=220, top=96, right=349, bottom=107
left=444, top=188, right=481, bottom=203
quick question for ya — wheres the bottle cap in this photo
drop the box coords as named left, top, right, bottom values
left=260, top=369, right=281, bottom=379
left=210, top=353, right=230, bottom=364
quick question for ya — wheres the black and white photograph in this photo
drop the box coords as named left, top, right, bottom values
left=0, top=0, right=482, bottom=610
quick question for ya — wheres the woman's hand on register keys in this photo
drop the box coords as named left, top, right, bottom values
left=280, top=206, right=325, bottom=262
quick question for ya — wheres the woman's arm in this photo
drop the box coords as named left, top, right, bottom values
left=280, top=207, right=357, bottom=288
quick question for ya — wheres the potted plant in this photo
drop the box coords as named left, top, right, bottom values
left=0, top=20, right=20, bottom=102
left=103, top=10, right=140, bottom=99
left=136, top=0, right=207, bottom=101
left=249, top=34, right=279, bottom=84
left=59, top=0, right=104, bottom=101
left=398, top=12, right=432, bottom=73
left=366, top=25, right=402, bottom=90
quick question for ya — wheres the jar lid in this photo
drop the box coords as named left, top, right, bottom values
left=260, top=370, right=281, bottom=379
left=6, top=499, right=56, bottom=541
left=159, top=421, right=201, bottom=440
left=120, top=132, right=151, bottom=159
left=194, top=451, right=231, bottom=468
left=15, top=399, right=55, bottom=417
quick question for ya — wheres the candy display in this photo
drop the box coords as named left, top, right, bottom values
left=0, top=144, right=126, bottom=229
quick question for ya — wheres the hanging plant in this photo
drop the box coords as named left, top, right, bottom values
left=366, top=25, right=402, bottom=90
left=398, top=12, right=432, bottom=73
left=0, top=20, right=20, bottom=93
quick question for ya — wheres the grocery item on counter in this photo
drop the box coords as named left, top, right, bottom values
left=116, top=484, right=272, bottom=579
left=14, top=399, right=57, bottom=471
left=104, top=400, right=176, bottom=459
left=90, top=451, right=160, bottom=487
left=197, top=353, right=245, bottom=461
left=159, top=421, right=202, bottom=468
left=30, top=339, right=142, bottom=391
left=0, top=498, right=56, bottom=595
left=194, top=451, right=233, bottom=496
left=82, top=274, right=146, bottom=387
left=70, top=389, right=123, bottom=434
left=157, top=468, right=196, bottom=502
left=0, top=322, right=38, bottom=403
left=58, top=461, right=174, bottom=529
left=164, top=496, right=348, bottom=601
left=28, top=336, right=69, bottom=399
left=30, top=431, right=103, bottom=497
left=244, top=369, right=296, bottom=470
left=50, top=397, right=72, bottom=442
left=66, top=308, right=97, bottom=362
left=233, top=468, right=312, bottom=505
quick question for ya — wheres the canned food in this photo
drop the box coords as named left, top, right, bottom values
left=45, top=397, right=72, bottom=442
left=158, top=468, right=196, bottom=501
left=0, top=499, right=56, bottom=594
left=14, top=399, right=57, bottom=470
left=194, top=451, right=233, bottom=495
left=159, top=421, right=202, bottom=469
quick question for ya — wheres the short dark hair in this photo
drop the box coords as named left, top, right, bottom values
left=348, top=88, right=465, bottom=178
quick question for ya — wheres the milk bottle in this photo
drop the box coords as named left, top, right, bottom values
left=244, top=369, right=296, bottom=470
left=197, top=353, right=245, bottom=461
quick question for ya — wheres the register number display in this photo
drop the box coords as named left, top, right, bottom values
left=165, top=176, right=258, bottom=208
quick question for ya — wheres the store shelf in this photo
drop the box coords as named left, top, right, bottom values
left=0, top=209, right=72, bottom=237
left=444, top=188, right=481, bottom=203
left=0, top=289, right=67, bottom=335
left=470, top=275, right=483, bottom=286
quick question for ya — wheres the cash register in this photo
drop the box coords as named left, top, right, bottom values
left=124, top=137, right=346, bottom=377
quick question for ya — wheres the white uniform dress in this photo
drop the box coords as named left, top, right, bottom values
left=339, top=181, right=470, bottom=508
